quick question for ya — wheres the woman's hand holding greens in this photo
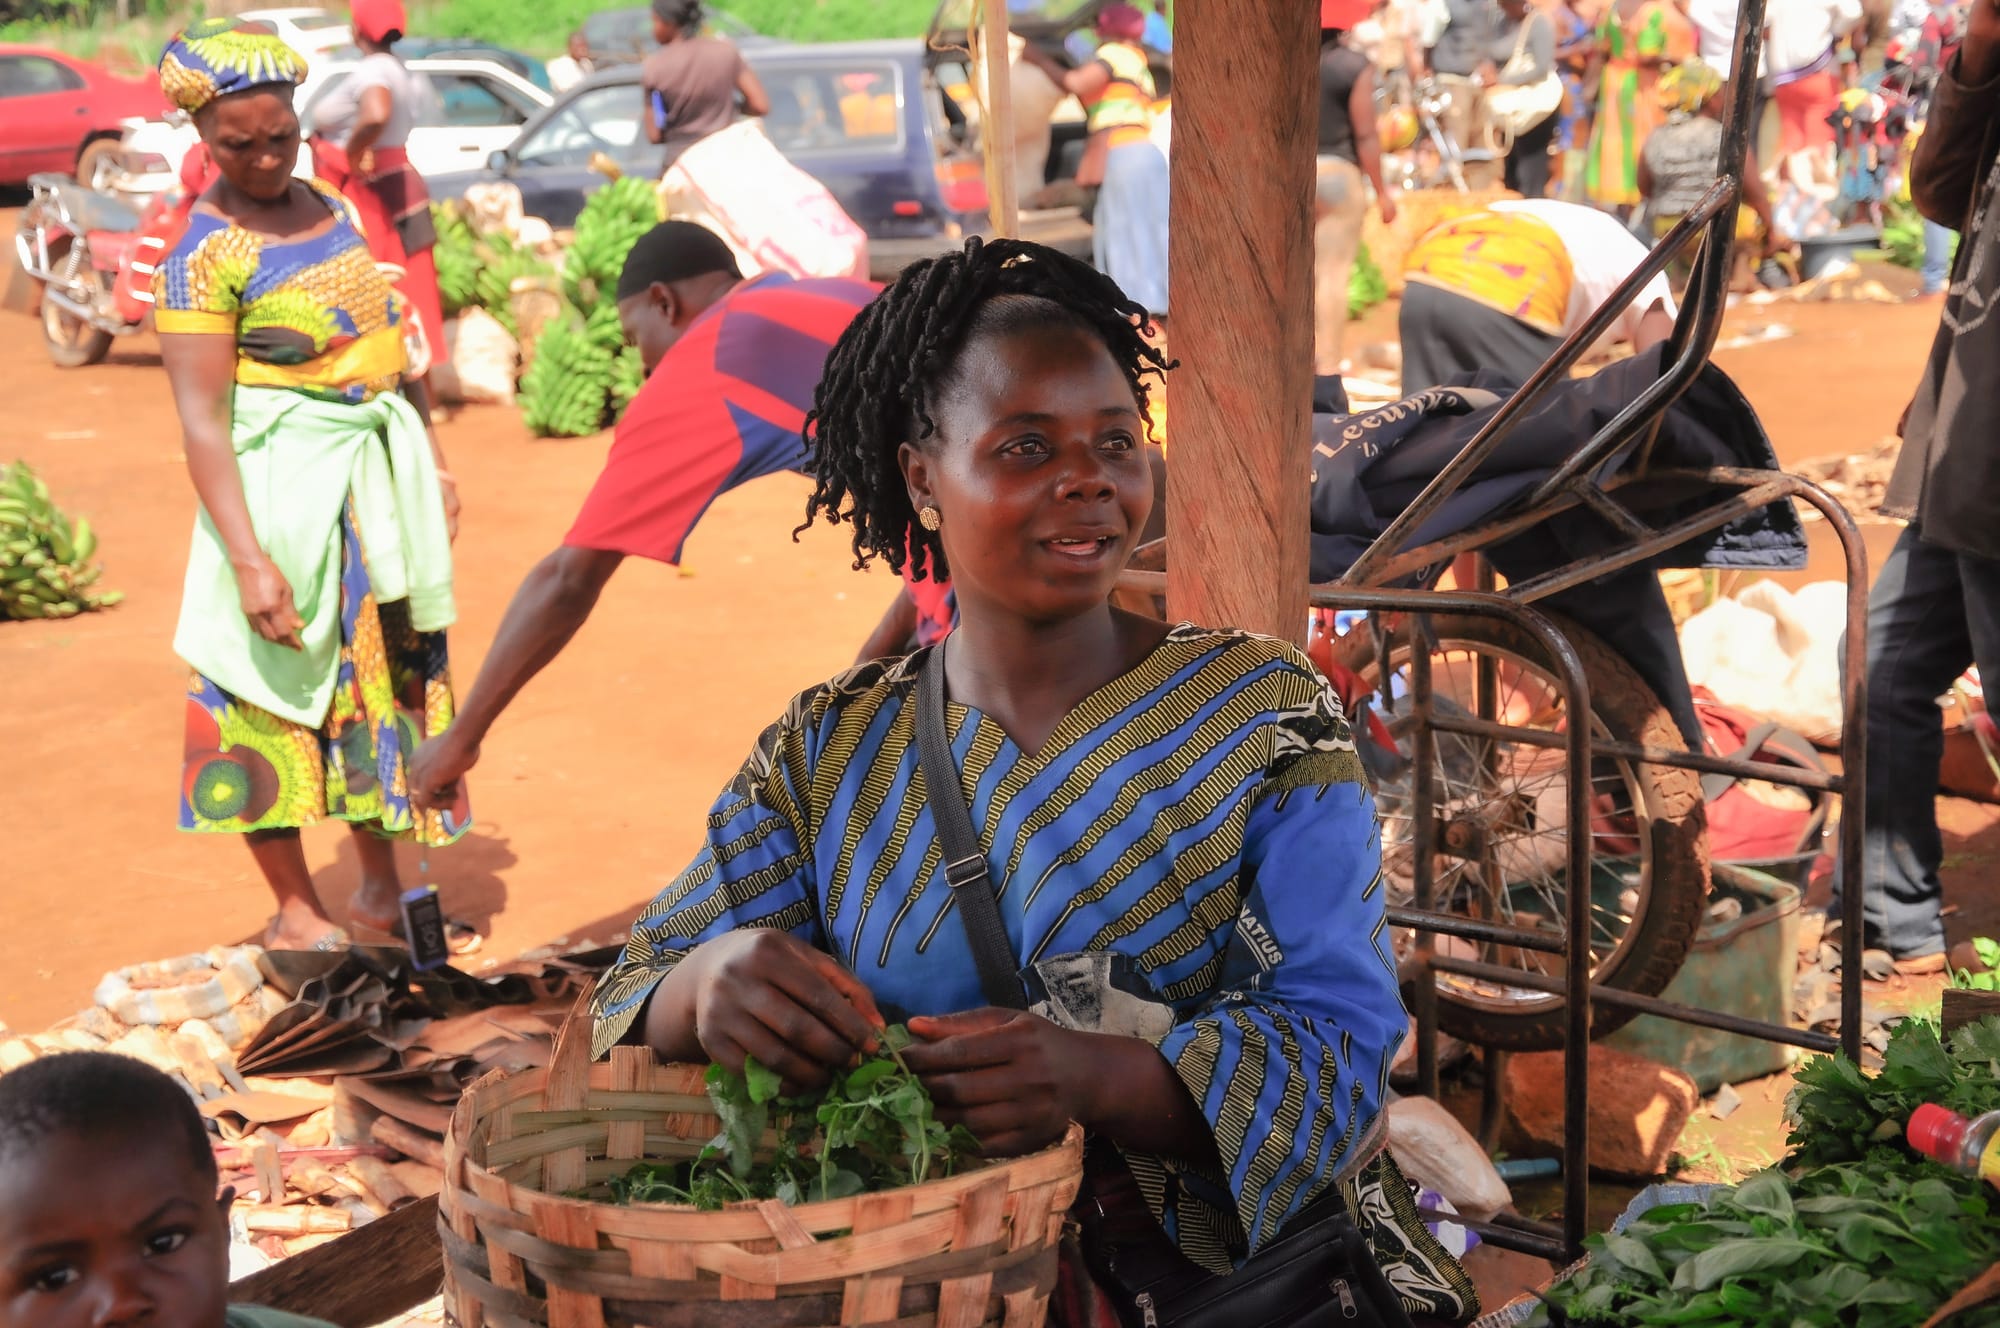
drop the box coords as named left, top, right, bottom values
left=646, top=928, right=885, bottom=1092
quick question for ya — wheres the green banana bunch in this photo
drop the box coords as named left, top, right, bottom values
left=468, top=232, right=558, bottom=341
left=433, top=202, right=482, bottom=316
left=0, top=460, right=121, bottom=620
left=518, top=316, right=615, bottom=438
left=564, top=177, right=665, bottom=313
left=610, top=344, right=646, bottom=418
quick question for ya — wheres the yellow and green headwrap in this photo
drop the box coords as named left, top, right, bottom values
left=159, top=18, right=308, bottom=116
left=1657, top=58, right=1725, bottom=119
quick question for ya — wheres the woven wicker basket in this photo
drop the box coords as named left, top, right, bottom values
left=440, top=1007, right=1085, bottom=1328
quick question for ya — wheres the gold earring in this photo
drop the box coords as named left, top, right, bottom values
left=918, top=505, right=942, bottom=532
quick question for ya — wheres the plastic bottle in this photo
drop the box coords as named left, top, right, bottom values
left=1906, top=1103, right=2000, bottom=1188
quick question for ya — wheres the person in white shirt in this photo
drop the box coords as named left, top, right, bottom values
left=546, top=32, right=595, bottom=93
left=1399, top=197, right=1676, bottom=389
left=1685, top=0, right=1771, bottom=77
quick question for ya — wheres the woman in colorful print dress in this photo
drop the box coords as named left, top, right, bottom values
left=154, top=19, right=470, bottom=952
left=587, top=239, right=1471, bottom=1319
left=1585, top=0, right=1696, bottom=209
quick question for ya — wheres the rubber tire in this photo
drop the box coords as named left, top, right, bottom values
left=75, top=137, right=121, bottom=192
left=1338, top=611, right=1710, bottom=1050
left=41, top=243, right=113, bottom=369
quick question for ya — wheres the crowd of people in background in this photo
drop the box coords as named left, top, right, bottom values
left=1313, top=0, right=1968, bottom=369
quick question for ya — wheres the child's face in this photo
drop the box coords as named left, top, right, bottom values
left=0, top=1128, right=230, bottom=1328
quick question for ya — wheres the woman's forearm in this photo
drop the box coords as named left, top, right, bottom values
left=184, top=428, right=264, bottom=568
left=637, top=953, right=708, bottom=1058
left=1077, top=1032, right=1221, bottom=1167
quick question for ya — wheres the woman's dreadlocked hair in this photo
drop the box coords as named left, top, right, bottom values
left=797, top=237, right=1170, bottom=585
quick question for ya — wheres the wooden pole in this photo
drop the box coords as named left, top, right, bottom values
left=1164, top=0, right=1317, bottom=643
left=979, top=1, right=1021, bottom=237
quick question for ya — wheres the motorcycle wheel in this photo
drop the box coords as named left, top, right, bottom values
left=42, top=243, right=113, bottom=369
left=1336, top=611, right=1710, bottom=1050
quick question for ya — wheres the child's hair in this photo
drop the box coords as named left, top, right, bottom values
left=798, top=237, right=1170, bottom=584
left=0, top=1053, right=215, bottom=1181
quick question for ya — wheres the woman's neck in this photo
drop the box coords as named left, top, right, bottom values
left=942, top=603, right=1163, bottom=757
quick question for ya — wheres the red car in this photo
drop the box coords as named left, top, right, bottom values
left=0, top=46, right=167, bottom=187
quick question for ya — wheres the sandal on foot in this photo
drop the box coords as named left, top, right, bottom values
left=261, top=922, right=350, bottom=953
left=347, top=905, right=483, bottom=957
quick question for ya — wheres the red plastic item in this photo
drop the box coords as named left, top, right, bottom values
left=1909, top=1103, right=1969, bottom=1160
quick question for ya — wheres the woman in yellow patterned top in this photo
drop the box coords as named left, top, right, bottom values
left=154, top=18, right=472, bottom=953
left=1021, top=4, right=1170, bottom=321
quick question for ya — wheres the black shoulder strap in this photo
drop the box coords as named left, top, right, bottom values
left=915, top=649, right=1028, bottom=1011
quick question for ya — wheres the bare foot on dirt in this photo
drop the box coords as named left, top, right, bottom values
left=348, top=876, right=405, bottom=935
left=263, top=901, right=347, bottom=952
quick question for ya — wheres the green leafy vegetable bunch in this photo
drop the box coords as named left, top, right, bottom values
left=1786, top=1017, right=2000, bottom=1170
left=1528, top=1164, right=2000, bottom=1327
left=606, top=1024, right=982, bottom=1210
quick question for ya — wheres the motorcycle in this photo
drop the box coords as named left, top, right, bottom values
left=15, top=170, right=191, bottom=369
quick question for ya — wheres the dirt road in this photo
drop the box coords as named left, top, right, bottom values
left=0, top=262, right=1970, bottom=1032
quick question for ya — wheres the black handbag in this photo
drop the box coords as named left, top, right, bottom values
left=912, top=650, right=1417, bottom=1328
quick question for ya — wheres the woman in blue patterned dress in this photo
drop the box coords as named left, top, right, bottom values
left=589, top=239, right=1436, bottom=1300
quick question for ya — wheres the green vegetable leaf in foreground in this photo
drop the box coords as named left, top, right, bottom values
left=610, top=1024, right=982, bottom=1211
left=1527, top=1018, right=2000, bottom=1327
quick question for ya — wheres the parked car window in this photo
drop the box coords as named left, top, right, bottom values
left=0, top=55, right=83, bottom=98
left=288, top=12, right=347, bottom=29
left=428, top=73, right=530, bottom=128
left=759, top=62, right=903, bottom=155
left=513, top=83, right=651, bottom=171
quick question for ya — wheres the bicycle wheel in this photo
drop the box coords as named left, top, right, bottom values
left=1337, top=611, right=1709, bottom=1049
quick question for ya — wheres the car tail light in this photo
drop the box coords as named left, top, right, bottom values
left=935, top=158, right=987, bottom=215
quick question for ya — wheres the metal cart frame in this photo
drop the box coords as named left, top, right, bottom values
left=1123, top=0, right=1868, bottom=1264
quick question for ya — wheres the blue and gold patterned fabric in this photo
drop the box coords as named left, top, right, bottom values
left=154, top=179, right=407, bottom=402
left=159, top=17, right=309, bottom=115
left=591, top=626, right=1406, bottom=1271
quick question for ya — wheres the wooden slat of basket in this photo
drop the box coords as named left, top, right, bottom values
left=999, top=1181, right=1061, bottom=1328
left=468, top=1163, right=534, bottom=1299
left=595, top=1245, right=1058, bottom=1326
left=936, top=1174, right=1010, bottom=1328
left=756, top=1199, right=819, bottom=1251
left=841, top=1190, right=915, bottom=1325
left=606, top=1048, right=648, bottom=1160
left=511, top=1099, right=716, bottom=1130
left=489, top=1122, right=611, bottom=1171
left=701, top=1210, right=965, bottom=1285
left=539, top=992, right=598, bottom=1195
left=444, top=1089, right=488, bottom=1328
left=541, top=1201, right=609, bottom=1328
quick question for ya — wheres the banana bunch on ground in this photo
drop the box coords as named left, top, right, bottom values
left=433, top=202, right=482, bottom=317
left=562, top=176, right=663, bottom=312
left=472, top=233, right=558, bottom=340
left=518, top=315, right=616, bottom=438
left=610, top=344, right=645, bottom=415
left=0, top=460, right=121, bottom=621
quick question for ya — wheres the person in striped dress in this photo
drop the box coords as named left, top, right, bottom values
left=588, top=238, right=1423, bottom=1287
